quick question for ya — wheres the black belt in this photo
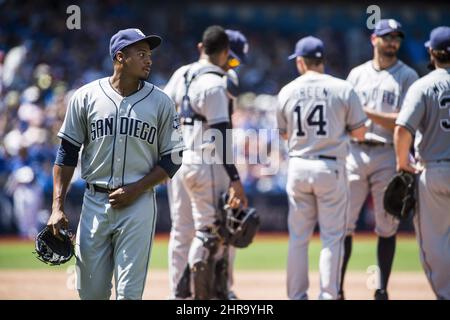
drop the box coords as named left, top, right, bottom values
left=86, top=183, right=118, bottom=193
left=292, top=155, right=337, bottom=161
left=317, top=155, right=337, bottom=161
left=351, top=140, right=391, bottom=147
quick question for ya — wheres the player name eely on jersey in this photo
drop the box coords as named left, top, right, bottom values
left=90, top=116, right=157, bottom=144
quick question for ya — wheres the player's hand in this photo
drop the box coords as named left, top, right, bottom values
left=363, top=106, right=374, bottom=113
left=108, top=184, right=142, bottom=209
left=47, top=209, right=69, bottom=237
left=228, top=180, right=248, bottom=209
left=396, top=161, right=419, bottom=174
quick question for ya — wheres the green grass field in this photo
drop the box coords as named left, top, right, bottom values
left=0, top=235, right=423, bottom=271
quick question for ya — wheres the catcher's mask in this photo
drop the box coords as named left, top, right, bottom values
left=218, top=192, right=260, bottom=248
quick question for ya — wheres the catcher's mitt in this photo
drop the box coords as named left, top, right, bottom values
left=34, top=226, right=74, bottom=265
left=383, top=171, right=416, bottom=220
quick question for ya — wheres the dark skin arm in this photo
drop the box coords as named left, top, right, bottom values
left=47, top=165, right=75, bottom=236
left=107, top=165, right=169, bottom=209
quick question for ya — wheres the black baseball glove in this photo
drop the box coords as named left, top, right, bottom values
left=34, top=226, right=74, bottom=265
left=383, top=171, right=416, bottom=220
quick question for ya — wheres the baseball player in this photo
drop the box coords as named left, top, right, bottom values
left=164, top=25, right=247, bottom=300
left=165, top=29, right=249, bottom=300
left=394, top=26, right=450, bottom=300
left=340, top=19, right=419, bottom=300
left=46, top=28, right=184, bottom=300
left=278, top=36, right=367, bottom=300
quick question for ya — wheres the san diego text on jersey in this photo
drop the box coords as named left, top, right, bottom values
left=90, top=116, right=157, bottom=144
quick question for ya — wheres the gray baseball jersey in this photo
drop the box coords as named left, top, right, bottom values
left=58, top=77, right=183, bottom=299
left=277, top=72, right=367, bottom=160
left=347, top=60, right=419, bottom=143
left=164, top=61, right=228, bottom=164
left=396, top=67, right=450, bottom=299
left=277, top=72, right=366, bottom=300
left=58, top=77, right=184, bottom=189
left=396, top=68, right=450, bottom=162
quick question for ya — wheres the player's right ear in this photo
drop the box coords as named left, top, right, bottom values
left=115, top=51, right=125, bottom=63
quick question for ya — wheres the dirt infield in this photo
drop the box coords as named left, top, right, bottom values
left=0, top=269, right=434, bottom=300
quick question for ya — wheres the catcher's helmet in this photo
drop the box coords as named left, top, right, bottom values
left=218, top=192, right=260, bottom=248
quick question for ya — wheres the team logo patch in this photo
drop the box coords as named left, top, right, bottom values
left=173, top=114, right=183, bottom=139
left=173, top=114, right=181, bottom=130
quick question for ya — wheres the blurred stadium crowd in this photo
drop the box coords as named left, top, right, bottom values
left=0, top=0, right=448, bottom=237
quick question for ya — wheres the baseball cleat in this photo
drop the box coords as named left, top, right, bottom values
left=374, top=289, right=389, bottom=300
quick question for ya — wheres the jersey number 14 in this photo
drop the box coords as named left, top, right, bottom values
left=294, top=104, right=327, bottom=137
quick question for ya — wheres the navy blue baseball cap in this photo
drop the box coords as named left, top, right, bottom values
left=373, top=19, right=404, bottom=38
left=226, top=29, right=249, bottom=63
left=288, top=36, right=324, bottom=60
left=424, top=26, right=450, bottom=52
left=109, top=28, right=162, bottom=61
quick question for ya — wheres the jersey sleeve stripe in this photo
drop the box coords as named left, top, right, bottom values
left=57, top=132, right=83, bottom=147
left=347, top=118, right=367, bottom=131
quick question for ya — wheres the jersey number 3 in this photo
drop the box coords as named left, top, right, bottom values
left=294, top=104, right=327, bottom=137
left=440, top=95, right=450, bottom=132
